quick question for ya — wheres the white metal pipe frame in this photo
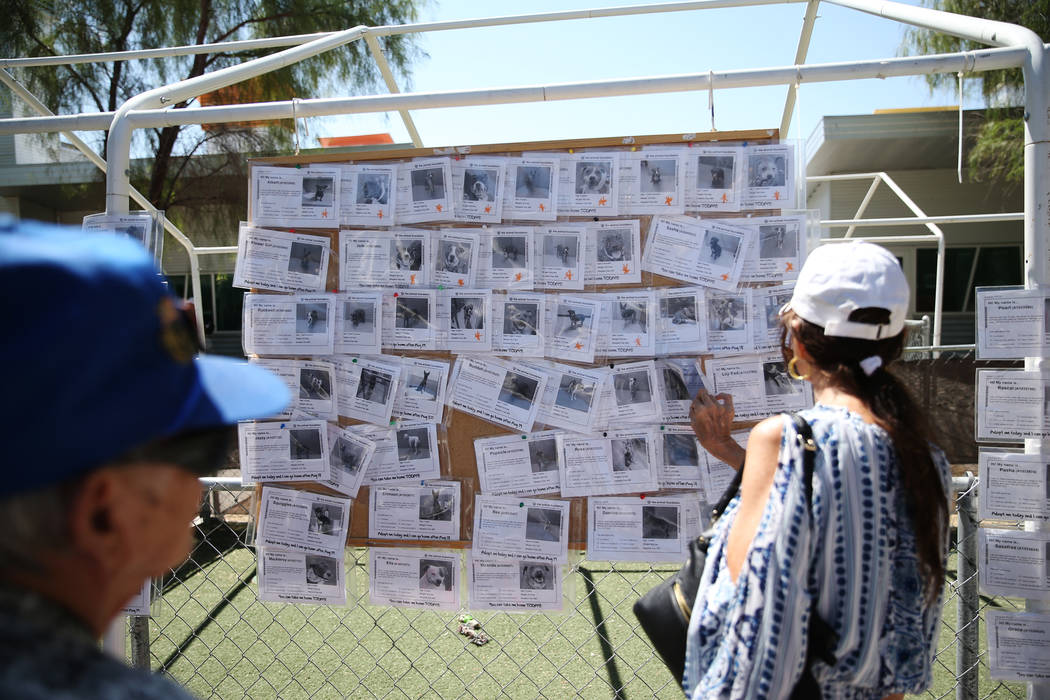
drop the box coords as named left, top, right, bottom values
left=3, top=0, right=1048, bottom=691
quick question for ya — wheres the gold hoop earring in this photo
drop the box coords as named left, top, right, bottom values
left=787, top=356, right=809, bottom=381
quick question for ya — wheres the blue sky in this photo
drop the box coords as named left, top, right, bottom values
left=315, top=0, right=981, bottom=149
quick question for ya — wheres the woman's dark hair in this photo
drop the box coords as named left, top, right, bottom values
left=781, top=307, right=947, bottom=605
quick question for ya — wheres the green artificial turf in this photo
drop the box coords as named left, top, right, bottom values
left=138, top=547, right=1027, bottom=699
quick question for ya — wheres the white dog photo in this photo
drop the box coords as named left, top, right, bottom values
left=419, top=560, right=452, bottom=590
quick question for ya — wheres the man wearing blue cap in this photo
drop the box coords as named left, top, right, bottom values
left=0, top=218, right=290, bottom=698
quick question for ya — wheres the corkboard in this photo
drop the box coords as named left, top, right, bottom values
left=249, top=129, right=779, bottom=549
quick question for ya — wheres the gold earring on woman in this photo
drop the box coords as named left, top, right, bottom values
left=787, top=356, right=809, bottom=381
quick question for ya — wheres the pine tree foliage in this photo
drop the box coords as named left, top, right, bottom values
left=0, top=0, right=424, bottom=211
left=902, top=0, right=1048, bottom=185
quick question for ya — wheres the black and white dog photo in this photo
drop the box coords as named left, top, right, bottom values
left=330, top=437, right=365, bottom=477
left=545, top=235, right=578, bottom=268
left=344, top=301, right=374, bottom=330
left=765, top=292, right=792, bottom=329
left=556, top=304, right=590, bottom=336
left=492, top=236, right=527, bottom=269
left=307, top=504, right=342, bottom=535
left=641, top=505, right=679, bottom=540
left=663, top=433, right=699, bottom=466
left=301, top=177, right=334, bottom=207
left=707, top=296, right=746, bottom=331
left=596, top=230, right=631, bottom=262
left=396, top=427, right=430, bottom=461
left=463, top=168, right=497, bottom=202
left=451, top=296, right=484, bottom=330
left=660, top=296, right=697, bottom=325
left=295, top=303, right=328, bottom=334
left=639, top=159, right=676, bottom=193
left=498, top=372, right=539, bottom=410
left=288, top=242, right=323, bottom=276
left=615, top=301, right=647, bottom=333
left=356, top=173, right=389, bottom=205
left=289, top=428, right=322, bottom=460
left=305, top=555, right=338, bottom=586
left=299, top=368, right=332, bottom=400
left=555, top=374, right=595, bottom=411
left=748, top=154, right=787, bottom=188
left=763, top=361, right=798, bottom=396
left=660, top=367, right=691, bottom=401
left=418, top=559, right=452, bottom=591
left=410, top=167, right=445, bottom=201
left=515, top=165, right=551, bottom=199
left=437, top=240, right=472, bottom=275
left=519, top=562, right=555, bottom=590
left=390, top=238, right=423, bottom=271
left=395, top=297, right=430, bottom=329
left=503, top=302, right=538, bottom=336
left=528, top=439, right=559, bottom=473
left=407, top=369, right=440, bottom=400
left=758, top=223, right=798, bottom=257
left=613, top=371, right=651, bottom=405
left=524, top=507, right=562, bottom=542
left=696, top=155, right=735, bottom=190
left=611, top=437, right=648, bottom=472
left=419, top=488, right=454, bottom=522
left=575, top=161, right=611, bottom=195
left=356, top=368, right=392, bottom=404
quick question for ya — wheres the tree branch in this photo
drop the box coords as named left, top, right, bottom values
left=209, top=12, right=297, bottom=45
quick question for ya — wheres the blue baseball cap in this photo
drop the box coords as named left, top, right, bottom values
left=0, top=217, right=290, bottom=496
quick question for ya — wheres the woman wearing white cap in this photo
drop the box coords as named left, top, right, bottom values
left=684, top=241, right=950, bottom=699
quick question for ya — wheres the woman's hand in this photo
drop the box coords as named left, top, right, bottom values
left=689, top=389, right=746, bottom=470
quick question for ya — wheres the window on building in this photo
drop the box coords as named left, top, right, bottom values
left=163, top=272, right=244, bottom=333
left=915, top=246, right=1021, bottom=313
left=214, top=274, right=244, bottom=331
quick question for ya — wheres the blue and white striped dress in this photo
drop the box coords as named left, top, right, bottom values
left=682, top=404, right=950, bottom=699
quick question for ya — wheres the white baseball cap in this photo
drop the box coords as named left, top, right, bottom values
left=783, top=240, right=909, bottom=340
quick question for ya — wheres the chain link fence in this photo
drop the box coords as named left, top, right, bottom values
left=122, top=347, right=1029, bottom=699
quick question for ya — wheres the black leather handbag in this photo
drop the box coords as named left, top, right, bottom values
left=633, top=414, right=837, bottom=693
left=632, top=466, right=740, bottom=685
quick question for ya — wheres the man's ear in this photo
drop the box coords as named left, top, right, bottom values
left=66, top=469, right=133, bottom=575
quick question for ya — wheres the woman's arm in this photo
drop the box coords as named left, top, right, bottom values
left=725, top=415, right=783, bottom=582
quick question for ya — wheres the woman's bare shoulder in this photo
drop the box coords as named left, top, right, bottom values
left=740, top=416, right=786, bottom=486
left=749, top=415, right=786, bottom=448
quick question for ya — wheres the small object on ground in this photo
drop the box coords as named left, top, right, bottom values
left=458, top=614, right=490, bottom=646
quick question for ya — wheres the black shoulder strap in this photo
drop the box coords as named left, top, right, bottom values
left=711, top=413, right=815, bottom=521
left=786, top=412, right=840, bottom=690
left=710, top=467, right=743, bottom=519
left=788, top=413, right=817, bottom=507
